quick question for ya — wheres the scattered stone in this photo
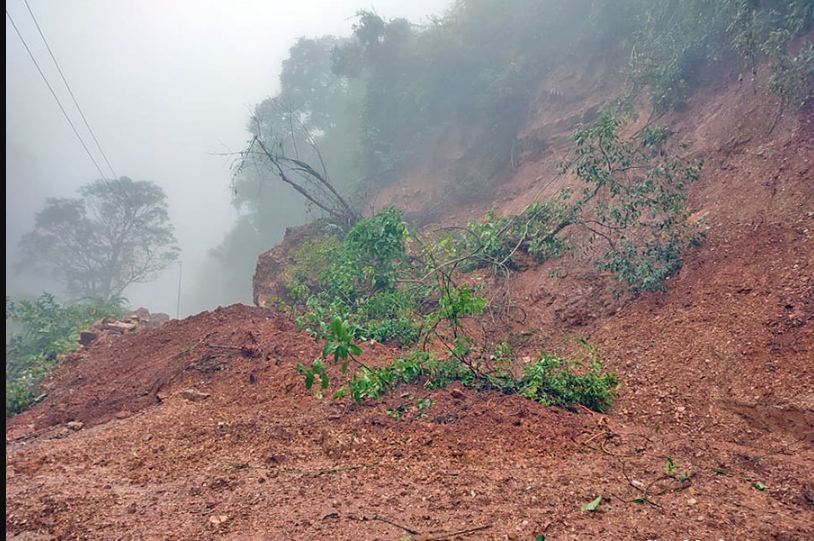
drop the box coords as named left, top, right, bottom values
left=180, top=389, right=210, bottom=402
left=66, top=421, right=84, bottom=431
left=208, top=515, right=228, bottom=526
left=78, top=331, right=98, bottom=346
left=102, top=321, right=137, bottom=334
left=9, top=532, right=56, bottom=541
left=142, top=434, right=153, bottom=442
left=114, top=411, right=131, bottom=420
left=450, top=388, right=466, bottom=400
left=151, top=312, right=171, bottom=324
left=132, top=307, right=151, bottom=320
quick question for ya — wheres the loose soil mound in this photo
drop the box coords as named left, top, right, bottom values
left=7, top=55, right=814, bottom=541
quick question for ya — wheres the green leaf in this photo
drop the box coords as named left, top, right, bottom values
left=535, top=536, right=547, bottom=541
left=330, top=316, right=343, bottom=336
left=752, top=482, right=767, bottom=491
left=581, top=495, right=602, bottom=512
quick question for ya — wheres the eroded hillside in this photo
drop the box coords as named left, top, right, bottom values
left=7, top=34, right=814, bottom=541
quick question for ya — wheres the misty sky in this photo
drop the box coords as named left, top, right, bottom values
left=5, top=0, right=448, bottom=316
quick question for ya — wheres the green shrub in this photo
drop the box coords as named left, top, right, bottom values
left=770, top=42, right=814, bottom=104
left=517, top=353, right=618, bottom=413
left=452, top=113, right=702, bottom=293
left=629, top=0, right=813, bottom=110
left=335, top=342, right=617, bottom=413
left=5, top=293, right=128, bottom=416
left=458, top=210, right=514, bottom=272
left=287, top=209, right=431, bottom=346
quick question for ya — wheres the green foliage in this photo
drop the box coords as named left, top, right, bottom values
left=769, top=42, right=814, bottom=104
left=325, top=340, right=617, bottom=413
left=581, top=496, right=603, bottom=512
left=665, top=456, right=694, bottom=483
left=453, top=113, right=701, bottom=293
left=288, top=210, right=428, bottom=346
left=517, top=352, right=618, bottom=413
left=458, top=195, right=573, bottom=273
left=285, top=211, right=619, bottom=413
left=568, top=112, right=703, bottom=292
left=297, top=315, right=362, bottom=399
left=629, top=0, right=813, bottom=110
left=458, top=210, right=513, bottom=272
left=6, top=293, right=128, bottom=416
left=437, top=286, right=487, bottom=322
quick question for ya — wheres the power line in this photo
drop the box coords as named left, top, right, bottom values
left=6, top=9, right=110, bottom=181
left=22, top=0, right=118, bottom=179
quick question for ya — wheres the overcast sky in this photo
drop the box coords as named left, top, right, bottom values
left=6, top=0, right=448, bottom=316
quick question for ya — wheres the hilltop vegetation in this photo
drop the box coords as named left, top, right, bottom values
left=5, top=294, right=127, bottom=416
left=6, top=2, right=814, bottom=539
left=228, top=0, right=812, bottom=410
left=216, top=0, right=812, bottom=290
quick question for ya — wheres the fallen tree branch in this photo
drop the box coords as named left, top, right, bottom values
left=348, top=514, right=420, bottom=535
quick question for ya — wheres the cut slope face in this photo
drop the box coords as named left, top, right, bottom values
left=8, top=59, right=814, bottom=540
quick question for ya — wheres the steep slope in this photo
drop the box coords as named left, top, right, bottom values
left=7, top=56, right=814, bottom=540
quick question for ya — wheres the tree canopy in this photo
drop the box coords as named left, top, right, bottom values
left=18, top=177, right=180, bottom=300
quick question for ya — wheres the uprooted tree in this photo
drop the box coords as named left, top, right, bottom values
left=262, top=111, right=701, bottom=412
left=236, top=100, right=359, bottom=227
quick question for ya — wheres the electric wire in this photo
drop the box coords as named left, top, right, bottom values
left=22, top=0, right=118, bottom=179
left=6, top=9, right=110, bottom=181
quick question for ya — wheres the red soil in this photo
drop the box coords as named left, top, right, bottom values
left=6, top=57, right=814, bottom=540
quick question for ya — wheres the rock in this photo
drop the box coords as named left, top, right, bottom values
left=450, top=388, right=466, bottom=400
left=208, top=515, right=228, bottom=526
left=78, top=331, right=98, bottom=346
left=132, top=307, right=151, bottom=320
left=253, top=221, right=327, bottom=307
left=180, top=389, right=210, bottom=402
left=150, top=313, right=171, bottom=326
left=102, top=321, right=137, bottom=333
left=66, top=421, right=84, bottom=431
left=114, top=411, right=131, bottom=420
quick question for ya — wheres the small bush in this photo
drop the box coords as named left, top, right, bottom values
left=770, top=42, right=814, bottom=104
left=287, top=209, right=433, bottom=346
left=6, top=293, right=128, bottom=416
left=336, top=344, right=617, bottom=413
left=517, top=352, right=618, bottom=413
left=453, top=113, right=702, bottom=293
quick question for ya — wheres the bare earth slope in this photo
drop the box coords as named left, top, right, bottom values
left=6, top=61, right=814, bottom=539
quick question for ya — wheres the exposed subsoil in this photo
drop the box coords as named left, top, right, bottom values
left=6, top=59, right=814, bottom=540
